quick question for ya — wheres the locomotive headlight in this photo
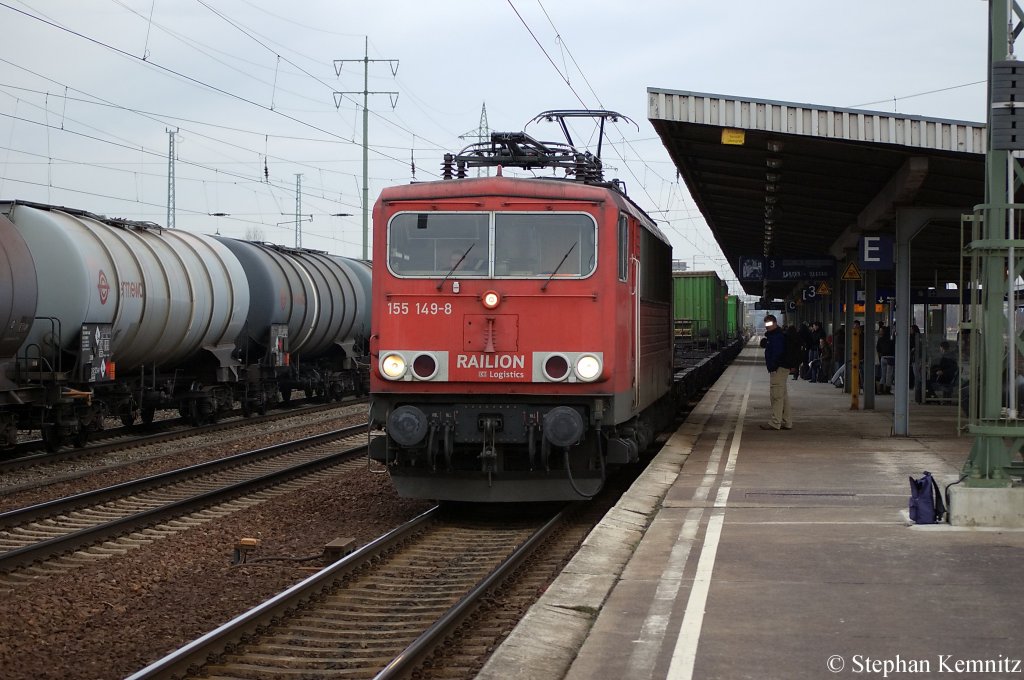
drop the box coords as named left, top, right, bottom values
left=411, top=353, right=438, bottom=380
left=575, top=354, right=602, bottom=381
left=481, top=290, right=501, bottom=309
left=543, top=354, right=571, bottom=381
left=380, top=353, right=407, bottom=379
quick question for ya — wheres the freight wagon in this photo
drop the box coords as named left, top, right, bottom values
left=672, top=270, right=727, bottom=351
left=0, top=200, right=371, bottom=450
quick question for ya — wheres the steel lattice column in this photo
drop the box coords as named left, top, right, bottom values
left=962, top=0, right=1024, bottom=485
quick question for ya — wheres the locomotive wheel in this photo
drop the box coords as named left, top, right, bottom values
left=41, top=425, right=62, bottom=452
left=141, top=407, right=156, bottom=425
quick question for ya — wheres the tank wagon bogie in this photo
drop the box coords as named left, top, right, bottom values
left=367, top=110, right=732, bottom=503
left=0, top=200, right=371, bottom=451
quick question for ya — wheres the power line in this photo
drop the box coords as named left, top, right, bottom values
left=184, top=2, right=454, bottom=157
left=0, top=1, right=418, bottom=169
left=0, top=77, right=448, bottom=153
left=505, top=0, right=589, bottom=109
left=516, top=1, right=725, bottom=267
left=848, top=80, right=986, bottom=111
left=111, top=0, right=333, bottom=111
left=0, top=109, right=360, bottom=201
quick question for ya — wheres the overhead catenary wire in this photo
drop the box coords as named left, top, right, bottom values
left=0, top=1, right=461, bottom=238
left=511, top=0, right=730, bottom=280
left=0, top=2, right=429, bottom=171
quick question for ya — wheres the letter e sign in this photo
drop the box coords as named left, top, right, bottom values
left=858, top=234, right=894, bottom=270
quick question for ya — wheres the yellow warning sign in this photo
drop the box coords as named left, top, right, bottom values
left=721, top=128, right=746, bottom=146
left=841, top=262, right=862, bottom=281
left=817, top=281, right=832, bottom=296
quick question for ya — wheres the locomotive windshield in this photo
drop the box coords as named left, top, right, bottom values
left=387, top=211, right=596, bottom=279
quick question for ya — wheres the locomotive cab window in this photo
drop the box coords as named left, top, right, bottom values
left=388, top=211, right=596, bottom=280
left=494, top=213, right=595, bottom=278
left=387, top=212, right=490, bottom=277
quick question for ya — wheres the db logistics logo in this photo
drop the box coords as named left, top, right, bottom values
left=97, top=270, right=110, bottom=304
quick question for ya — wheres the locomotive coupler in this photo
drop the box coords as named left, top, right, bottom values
left=425, top=422, right=438, bottom=471
left=541, top=437, right=552, bottom=471
left=478, top=415, right=499, bottom=474
left=442, top=418, right=454, bottom=471
left=525, top=412, right=540, bottom=470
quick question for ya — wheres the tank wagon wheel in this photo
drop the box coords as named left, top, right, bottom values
left=280, top=388, right=292, bottom=405
left=41, top=424, right=62, bottom=452
left=187, top=401, right=204, bottom=427
left=241, top=401, right=252, bottom=418
left=304, top=387, right=314, bottom=400
left=258, top=400, right=268, bottom=416
left=73, top=427, right=88, bottom=448
left=1, top=423, right=16, bottom=448
left=120, top=411, right=137, bottom=427
left=141, top=407, right=156, bottom=425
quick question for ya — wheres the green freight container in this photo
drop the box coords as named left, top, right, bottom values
left=726, top=295, right=743, bottom=339
left=672, top=271, right=727, bottom=348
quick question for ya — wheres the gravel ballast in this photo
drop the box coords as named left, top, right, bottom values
left=0, top=454, right=431, bottom=679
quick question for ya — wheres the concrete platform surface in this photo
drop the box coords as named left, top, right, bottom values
left=477, top=346, right=1024, bottom=680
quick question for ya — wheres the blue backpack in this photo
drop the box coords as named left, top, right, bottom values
left=909, top=471, right=946, bottom=524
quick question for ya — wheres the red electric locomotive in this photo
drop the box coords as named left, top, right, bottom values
left=368, top=110, right=675, bottom=502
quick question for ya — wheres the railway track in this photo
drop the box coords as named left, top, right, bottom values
left=0, top=398, right=365, bottom=476
left=0, top=424, right=373, bottom=582
left=128, top=505, right=571, bottom=680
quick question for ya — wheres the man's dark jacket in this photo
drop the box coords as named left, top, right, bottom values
left=764, top=327, right=785, bottom=373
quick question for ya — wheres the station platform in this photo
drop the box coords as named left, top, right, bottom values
left=478, top=346, right=1024, bottom=680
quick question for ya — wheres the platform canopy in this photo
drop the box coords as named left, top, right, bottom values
left=647, top=88, right=987, bottom=299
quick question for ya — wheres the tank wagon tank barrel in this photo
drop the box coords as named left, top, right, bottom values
left=4, top=202, right=249, bottom=374
left=0, top=212, right=39, bottom=445
left=216, top=239, right=371, bottom=360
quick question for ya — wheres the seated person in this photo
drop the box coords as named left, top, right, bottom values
left=925, top=340, right=958, bottom=398
left=446, top=246, right=486, bottom=274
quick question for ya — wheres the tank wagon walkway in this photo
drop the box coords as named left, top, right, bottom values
left=479, top=344, right=1024, bottom=680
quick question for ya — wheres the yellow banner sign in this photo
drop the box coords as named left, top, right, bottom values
left=721, top=128, right=746, bottom=146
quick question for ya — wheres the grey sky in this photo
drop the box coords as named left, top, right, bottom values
left=0, top=1, right=989, bottom=294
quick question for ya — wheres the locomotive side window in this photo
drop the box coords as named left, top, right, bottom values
left=617, top=213, right=628, bottom=282
left=639, top=227, right=672, bottom=303
left=494, top=213, right=595, bottom=278
left=388, top=212, right=490, bottom=277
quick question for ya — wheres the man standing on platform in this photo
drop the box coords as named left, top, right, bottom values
left=761, top=314, right=793, bottom=431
